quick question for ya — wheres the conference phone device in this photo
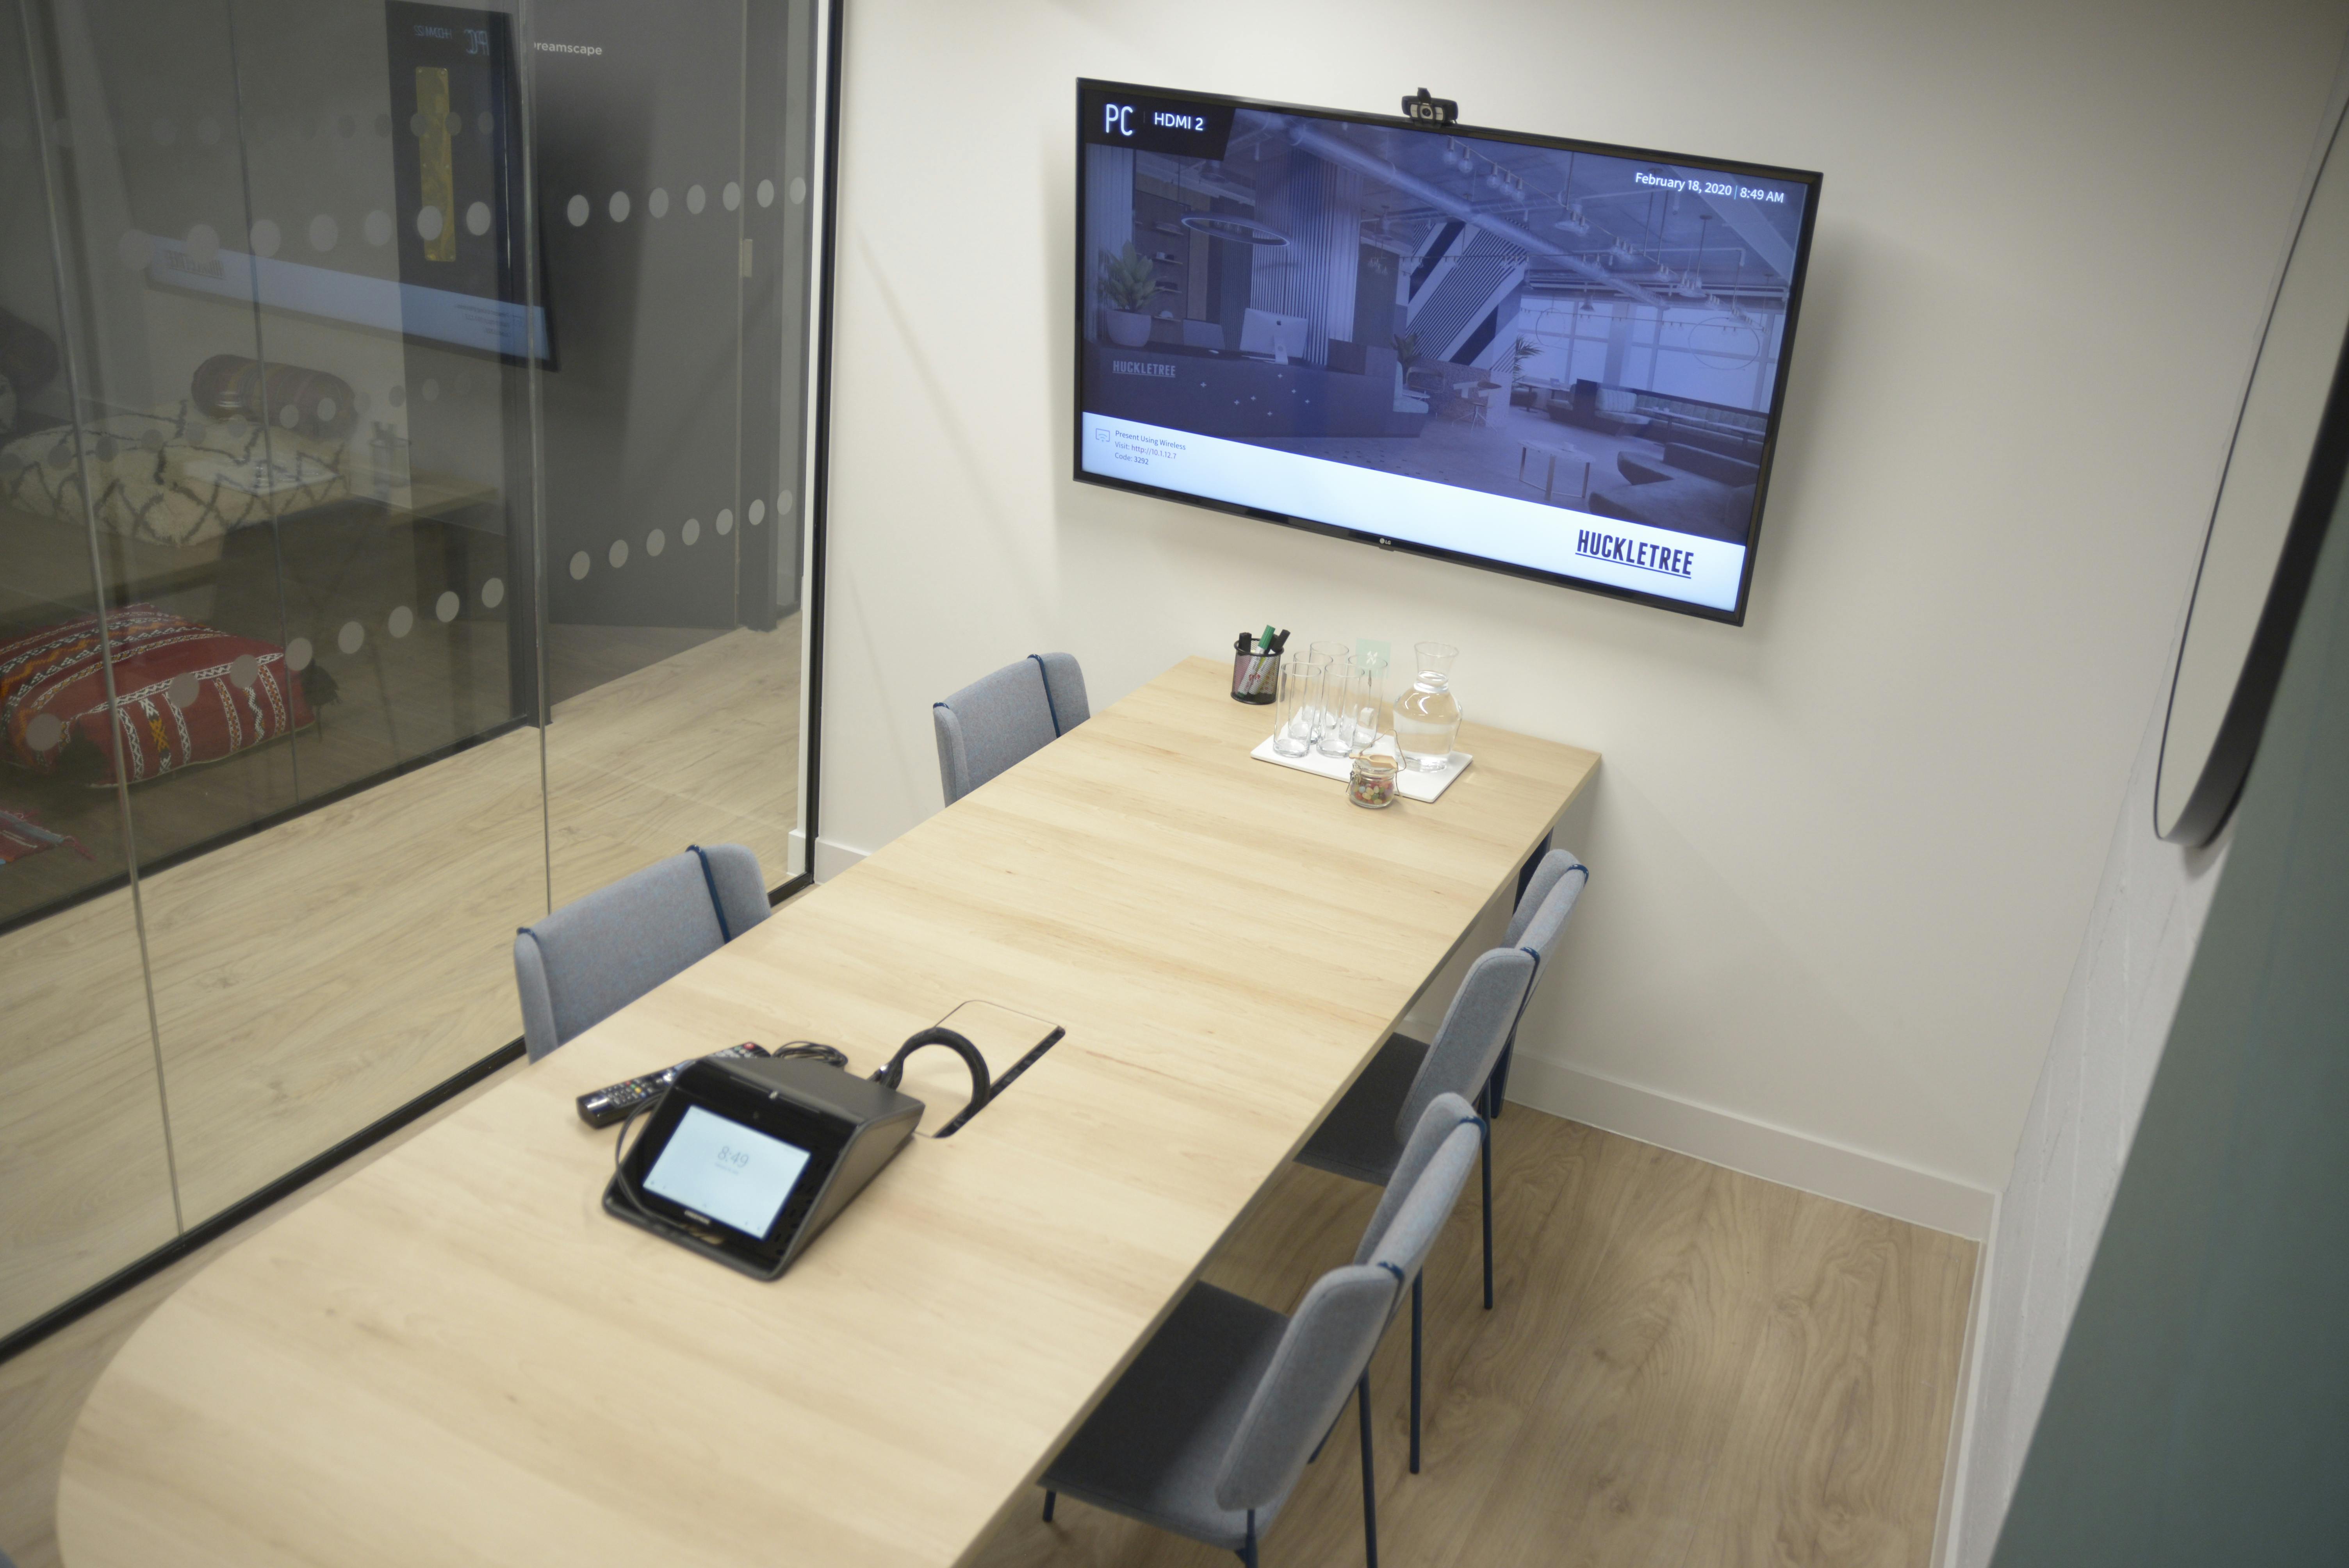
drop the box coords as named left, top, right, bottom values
left=599, top=1003, right=1062, bottom=1279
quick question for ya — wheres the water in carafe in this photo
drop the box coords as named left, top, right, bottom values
left=1394, top=642, right=1461, bottom=772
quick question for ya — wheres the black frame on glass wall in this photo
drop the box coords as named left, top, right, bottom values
left=1069, top=78, right=1822, bottom=626
left=0, top=0, right=843, bottom=1367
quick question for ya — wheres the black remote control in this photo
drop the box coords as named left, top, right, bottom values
left=577, top=1042, right=770, bottom=1128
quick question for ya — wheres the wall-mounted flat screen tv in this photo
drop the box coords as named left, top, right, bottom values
left=1073, top=81, right=1821, bottom=623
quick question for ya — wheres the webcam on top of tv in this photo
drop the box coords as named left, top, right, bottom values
left=1401, top=88, right=1458, bottom=126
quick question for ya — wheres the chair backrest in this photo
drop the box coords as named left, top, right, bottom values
left=933, top=652, right=1090, bottom=806
left=1212, top=1262, right=1401, bottom=1514
left=1506, top=847, right=1590, bottom=965
left=1355, top=1093, right=1485, bottom=1286
left=512, top=843, right=768, bottom=1060
left=1392, top=946, right=1535, bottom=1142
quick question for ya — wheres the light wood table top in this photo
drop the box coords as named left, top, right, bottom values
left=57, top=655, right=1597, bottom=1568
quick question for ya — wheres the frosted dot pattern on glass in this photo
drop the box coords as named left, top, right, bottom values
left=569, top=551, right=590, bottom=581
left=682, top=517, right=700, bottom=546
left=421, top=378, right=440, bottom=402
left=789, top=176, right=807, bottom=205
left=481, top=577, right=505, bottom=608
left=715, top=508, right=734, bottom=536
left=250, top=219, right=281, bottom=257
left=187, top=223, right=220, bottom=263
left=286, top=637, right=314, bottom=672
left=338, top=621, right=365, bottom=655
left=25, top=713, right=63, bottom=751
left=278, top=403, right=300, bottom=428
left=389, top=605, right=414, bottom=638
left=567, top=194, right=589, bottom=226
left=649, top=187, right=668, bottom=218
left=608, top=539, right=628, bottom=568
left=316, top=397, right=337, bottom=422
left=388, top=383, right=405, bottom=407
left=435, top=590, right=460, bottom=622
left=722, top=180, right=741, bottom=211
left=228, top=653, right=259, bottom=688
left=645, top=528, right=665, bottom=556
left=779, top=489, right=794, bottom=515
left=686, top=184, right=706, bottom=214
left=309, top=214, right=338, bottom=252
left=757, top=178, right=774, bottom=207
left=465, top=201, right=491, bottom=236
left=608, top=191, right=629, bottom=222
left=166, top=672, right=199, bottom=710
left=748, top=498, right=765, bottom=526
left=364, top=210, right=393, bottom=246
left=416, top=205, right=445, bottom=242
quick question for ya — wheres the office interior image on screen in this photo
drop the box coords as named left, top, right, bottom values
left=1076, top=87, right=1815, bottom=616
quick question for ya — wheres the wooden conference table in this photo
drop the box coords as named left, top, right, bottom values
left=57, top=656, right=1598, bottom=1568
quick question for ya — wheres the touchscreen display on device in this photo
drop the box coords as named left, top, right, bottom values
left=643, top=1105, right=814, bottom=1237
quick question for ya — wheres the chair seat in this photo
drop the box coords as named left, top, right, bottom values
left=1042, top=1283, right=1289, bottom=1550
left=1296, top=1033, right=1430, bottom=1186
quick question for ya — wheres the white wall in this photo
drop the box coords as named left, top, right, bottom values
left=818, top=0, right=2347, bottom=1203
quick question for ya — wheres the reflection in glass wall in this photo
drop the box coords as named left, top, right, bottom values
left=0, top=0, right=182, bottom=1336
left=0, top=0, right=819, bottom=1333
left=535, top=0, right=812, bottom=909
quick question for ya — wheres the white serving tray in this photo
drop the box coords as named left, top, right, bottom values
left=1248, top=733, right=1473, bottom=802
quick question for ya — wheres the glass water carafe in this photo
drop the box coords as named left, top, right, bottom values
left=1394, top=642, right=1462, bottom=772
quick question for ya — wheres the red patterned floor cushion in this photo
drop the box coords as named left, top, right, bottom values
left=0, top=804, right=90, bottom=864
left=0, top=605, right=315, bottom=784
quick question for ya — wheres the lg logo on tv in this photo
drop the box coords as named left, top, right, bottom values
left=1103, top=103, right=1207, bottom=137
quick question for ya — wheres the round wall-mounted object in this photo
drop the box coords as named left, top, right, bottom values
left=2157, top=101, right=2349, bottom=845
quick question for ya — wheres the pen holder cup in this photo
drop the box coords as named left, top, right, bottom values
left=1231, top=650, right=1278, bottom=704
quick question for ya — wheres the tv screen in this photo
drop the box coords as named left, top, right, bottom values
left=1073, top=81, right=1820, bottom=623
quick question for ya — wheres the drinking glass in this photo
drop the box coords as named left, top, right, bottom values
left=1273, top=658, right=1326, bottom=758
left=1306, top=640, right=1349, bottom=751
left=1394, top=641, right=1461, bottom=772
left=1333, top=653, right=1385, bottom=754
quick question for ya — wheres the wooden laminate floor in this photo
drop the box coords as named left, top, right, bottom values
left=976, top=1108, right=1977, bottom=1568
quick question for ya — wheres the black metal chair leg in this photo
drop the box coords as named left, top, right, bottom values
left=1308, top=1404, right=1338, bottom=1464
left=1041, top=1489, right=1055, bottom=1523
left=1481, top=1107, right=1495, bottom=1310
left=1358, top=1372, right=1379, bottom=1568
left=1240, top=1509, right=1258, bottom=1568
left=1410, top=1273, right=1424, bottom=1474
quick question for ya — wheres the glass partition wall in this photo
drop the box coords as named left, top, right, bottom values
left=0, top=0, right=826, bottom=1343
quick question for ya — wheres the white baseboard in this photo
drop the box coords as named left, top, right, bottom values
left=1503, top=1054, right=1995, bottom=1239
left=810, top=835, right=870, bottom=883
left=1934, top=1191, right=1999, bottom=1568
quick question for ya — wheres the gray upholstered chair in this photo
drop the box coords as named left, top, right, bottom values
left=512, top=844, right=770, bottom=1060
left=1355, top=1092, right=1486, bottom=1475
left=932, top=652, right=1089, bottom=806
left=1296, top=848, right=1590, bottom=1310
left=1037, top=1096, right=1481, bottom=1564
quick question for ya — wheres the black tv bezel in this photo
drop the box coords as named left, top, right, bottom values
left=1069, top=78, right=1823, bottom=627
